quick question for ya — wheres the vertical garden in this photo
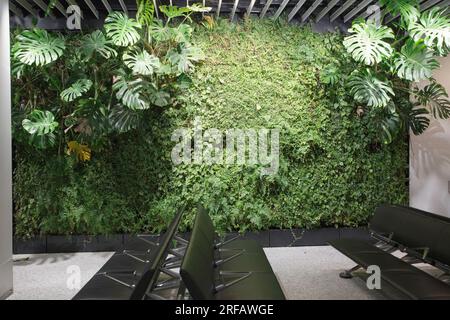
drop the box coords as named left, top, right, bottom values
left=11, top=2, right=450, bottom=238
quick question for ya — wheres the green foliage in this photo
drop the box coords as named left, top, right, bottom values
left=336, top=5, right=450, bottom=143
left=348, top=69, right=394, bottom=108
left=60, top=79, right=93, bottom=102
left=12, top=19, right=408, bottom=237
left=13, top=29, right=65, bottom=66
left=123, top=50, right=160, bottom=76
left=394, top=40, right=439, bottom=81
left=410, top=7, right=450, bottom=54
left=343, top=21, right=394, bottom=65
left=104, top=12, right=142, bottom=47
left=80, top=30, right=117, bottom=59
left=22, top=110, right=58, bottom=149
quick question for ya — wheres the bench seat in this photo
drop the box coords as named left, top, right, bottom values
left=329, top=239, right=450, bottom=300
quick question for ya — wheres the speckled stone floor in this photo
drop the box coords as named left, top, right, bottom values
left=10, top=246, right=439, bottom=300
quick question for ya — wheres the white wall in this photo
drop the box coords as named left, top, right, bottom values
left=410, top=56, right=450, bottom=217
left=0, top=0, right=13, bottom=299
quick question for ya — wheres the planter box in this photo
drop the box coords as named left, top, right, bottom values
left=13, top=227, right=371, bottom=254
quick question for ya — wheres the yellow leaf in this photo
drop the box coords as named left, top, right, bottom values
left=67, top=141, right=91, bottom=162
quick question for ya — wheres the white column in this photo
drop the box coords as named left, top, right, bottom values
left=0, top=0, right=13, bottom=299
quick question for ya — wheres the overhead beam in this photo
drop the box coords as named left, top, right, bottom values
left=330, top=0, right=357, bottom=22
left=101, top=0, right=112, bottom=13
left=247, top=0, right=257, bottom=16
left=84, top=0, right=99, bottom=19
left=260, top=0, right=273, bottom=18
left=273, top=0, right=290, bottom=19
left=9, top=2, right=23, bottom=17
left=316, top=0, right=339, bottom=22
left=230, top=0, right=239, bottom=20
left=32, top=0, right=55, bottom=18
left=301, top=0, right=323, bottom=22
left=287, top=0, right=307, bottom=22
left=344, top=0, right=373, bottom=22
left=52, top=0, right=68, bottom=17
left=421, top=0, right=444, bottom=10
left=118, top=0, right=128, bottom=15
left=15, top=0, right=38, bottom=17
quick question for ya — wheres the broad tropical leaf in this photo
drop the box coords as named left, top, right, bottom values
left=167, top=46, right=205, bottom=74
left=109, top=106, right=143, bottom=133
left=415, top=82, right=450, bottom=119
left=348, top=69, right=395, bottom=108
left=159, top=5, right=191, bottom=19
left=187, top=4, right=212, bottom=13
left=123, top=50, right=160, bottom=76
left=410, top=8, right=450, bottom=54
left=22, top=110, right=58, bottom=136
left=60, top=79, right=93, bottom=102
left=113, top=73, right=149, bottom=110
left=105, top=12, right=141, bottom=47
left=13, top=29, right=65, bottom=66
left=380, top=0, right=420, bottom=27
left=381, top=107, right=401, bottom=144
left=175, top=24, right=194, bottom=43
left=67, top=141, right=91, bottom=162
left=151, top=90, right=170, bottom=107
left=81, top=30, right=117, bottom=59
left=394, top=40, right=439, bottom=81
left=136, top=0, right=154, bottom=26
left=343, top=21, right=394, bottom=66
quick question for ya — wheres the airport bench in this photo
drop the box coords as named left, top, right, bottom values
left=329, top=205, right=450, bottom=300
left=179, top=206, right=285, bottom=300
left=73, top=208, right=186, bottom=300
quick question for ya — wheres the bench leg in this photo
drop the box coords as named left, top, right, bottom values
left=339, top=265, right=361, bottom=279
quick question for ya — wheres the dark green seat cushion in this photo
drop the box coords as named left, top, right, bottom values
left=215, top=272, right=285, bottom=300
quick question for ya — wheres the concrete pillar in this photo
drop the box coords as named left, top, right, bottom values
left=0, top=0, right=13, bottom=299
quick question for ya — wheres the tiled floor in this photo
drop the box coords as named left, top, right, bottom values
left=8, top=246, right=438, bottom=300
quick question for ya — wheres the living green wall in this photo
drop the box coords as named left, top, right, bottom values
left=13, top=18, right=408, bottom=238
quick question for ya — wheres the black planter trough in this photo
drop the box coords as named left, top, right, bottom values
left=13, top=227, right=373, bottom=254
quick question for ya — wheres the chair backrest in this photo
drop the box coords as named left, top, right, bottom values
left=130, top=207, right=184, bottom=300
left=196, top=205, right=216, bottom=245
left=180, top=210, right=216, bottom=300
left=370, top=205, right=450, bottom=267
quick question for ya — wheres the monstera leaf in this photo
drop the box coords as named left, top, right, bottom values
left=123, top=50, right=160, bottom=76
left=167, top=46, right=205, bottom=74
left=60, top=79, right=93, bottom=102
left=320, top=65, right=341, bottom=86
left=381, top=106, right=401, bottom=144
left=380, top=0, right=420, bottom=27
left=113, top=73, right=149, bottom=110
left=410, top=8, right=450, bottom=54
left=343, top=21, right=394, bottom=66
left=22, top=110, right=58, bottom=148
left=394, top=40, right=439, bottom=81
left=415, top=82, right=450, bottom=119
left=81, top=30, right=117, bottom=59
left=105, top=12, right=141, bottom=47
left=22, top=110, right=58, bottom=135
left=67, top=141, right=91, bottom=162
left=109, top=106, right=143, bottom=133
left=13, top=29, right=65, bottom=66
left=348, top=69, right=395, bottom=108
left=159, top=5, right=191, bottom=19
